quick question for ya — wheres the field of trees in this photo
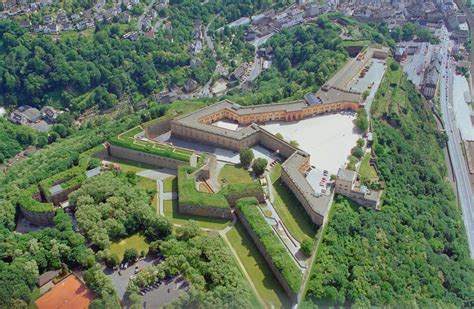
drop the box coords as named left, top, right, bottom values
left=303, top=62, right=474, bottom=307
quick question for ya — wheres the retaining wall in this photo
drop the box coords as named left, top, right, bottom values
left=19, top=205, right=55, bottom=226
left=108, top=144, right=188, bottom=169
left=144, top=118, right=172, bottom=138
left=280, top=168, right=325, bottom=226
left=178, top=203, right=232, bottom=220
left=235, top=207, right=299, bottom=303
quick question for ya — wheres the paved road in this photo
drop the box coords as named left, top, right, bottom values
left=454, top=0, right=474, bottom=91
left=439, top=27, right=474, bottom=258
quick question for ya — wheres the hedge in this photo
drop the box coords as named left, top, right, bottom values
left=109, top=137, right=192, bottom=162
left=237, top=198, right=302, bottom=293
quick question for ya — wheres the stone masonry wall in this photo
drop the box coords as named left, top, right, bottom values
left=108, top=144, right=188, bottom=169
left=144, top=118, right=172, bottom=139
left=19, top=206, right=55, bottom=226
left=177, top=203, right=233, bottom=220
left=281, top=168, right=324, bottom=226
left=235, top=207, right=299, bottom=304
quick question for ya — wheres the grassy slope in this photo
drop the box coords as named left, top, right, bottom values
left=270, top=164, right=316, bottom=243
left=227, top=222, right=291, bottom=308
left=218, top=164, right=253, bottom=185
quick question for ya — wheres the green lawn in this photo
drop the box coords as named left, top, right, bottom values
left=163, top=199, right=230, bottom=230
left=270, top=165, right=316, bottom=243
left=137, top=176, right=158, bottom=210
left=110, top=234, right=149, bottom=261
left=219, top=164, right=252, bottom=185
left=359, top=153, right=378, bottom=180
left=163, top=176, right=177, bottom=193
left=227, top=222, right=291, bottom=308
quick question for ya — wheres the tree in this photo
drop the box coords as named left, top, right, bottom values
left=355, top=108, right=369, bottom=132
left=290, top=140, right=299, bottom=148
left=275, top=133, right=284, bottom=140
left=104, top=252, right=120, bottom=268
left=362, top=90, right=370, bottom=100
left=301, top=238, right=314, bottom=257
left=144, top=217, right=172, bottom=241
left=83, top=266, right=116, bottom=296
left=351, top=146, right=364, bottom=159
left=252, top=158, right=268, bottom=177
left=176, top=220, right=200, bottom=241
left=239, top=148, right=254, bottom=167
left=123, top=248, right=138, bottom=264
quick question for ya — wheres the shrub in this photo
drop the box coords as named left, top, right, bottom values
left=239, top=148, right=254, bottom=167
left=252, top=158, right=268, bottom=177
left=123, top=248, right=138, bottom=264
left=301, top=238, right=314, bottom=257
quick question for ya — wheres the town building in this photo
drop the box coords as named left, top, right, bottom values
left=335, top=168, right=383, bottom=209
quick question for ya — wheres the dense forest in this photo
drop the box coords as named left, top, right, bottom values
left=303, top=62, right=474, bottom=307
left=227, top=16, right=348, bottom=105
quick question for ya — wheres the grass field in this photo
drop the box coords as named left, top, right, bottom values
left=163, top=199, right=230, bottom=230
left=227, top=222, right=291, bottom=308
left=163, top=176, right=177, bottom=193
left=110, top=234, right=149, bottom=260
left=270, top=165, right=316, bottom=243
left=359, top=153, right=378, bottom=180
left=219, top=164, right=252, bottom=185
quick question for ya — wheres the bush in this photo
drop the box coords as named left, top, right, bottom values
left=252, top=158, right=268, bottom=177
left=123, top=248, right=139, bottom=264
left=351, top=146, right=364, bottom=159
left=239, top=148, right=254, bottom=167
left=237, top=198, right=302, bottom=292
left=301, top=238, right=314, bottom=257
left=355, top=108, right=369, bottom=132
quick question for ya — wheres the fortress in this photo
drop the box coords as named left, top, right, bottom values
left=146, top=90, right=362, bottom=225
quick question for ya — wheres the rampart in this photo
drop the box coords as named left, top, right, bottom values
left=235, top=205, right=299, bottom=303
left=19, top=205, right=55, bottom=226
left=107, top=144, right=191, bottom=169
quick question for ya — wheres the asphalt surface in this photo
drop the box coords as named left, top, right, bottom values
left=439, top=27, right=474, bottom=259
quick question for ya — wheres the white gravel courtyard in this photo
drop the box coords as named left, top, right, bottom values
left=261, top=112, right=363, bottom=175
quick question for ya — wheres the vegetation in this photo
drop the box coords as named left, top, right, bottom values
left=252, top=158, right=267, bottom=177
left=108, top=136, right=192, bottom=162
left=178, top=165, right=263, bottom=210
left=0, top=210, right=94, bottom=307
left=239, top=147, right=254, bottom=168
left=227, top=221, right=291, bottom=308
left=0, top=118, right=46, bottom=163
left=270, top=164, right=316, bottom=243
left=237, top=198, right=302, bottom=293
left=227, top=19, right=348, bottom=105
left=69, top=171, right=171, bottom=249
left=128, top=228, right=260, bottom=308
left=163, top=199, right=230, bottom=230
left=300, top=238, right=314, bottom=257
left=303, top=64, right=474, bottom=307
left=162, top=176, right=177, bottom=193
left=109, top=234, right=149, bottom=261
left=218, top=164, right=252, bottom=185
left=355, top=108, right=369, bottom=132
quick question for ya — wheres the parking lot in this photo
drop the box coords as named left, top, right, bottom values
left=141, top=276, right=188, bottom=308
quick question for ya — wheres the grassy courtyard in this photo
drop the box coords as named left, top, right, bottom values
left=227, top=222, right=291, bottom=308
left=270, top=164, right=316, bottom=243
left=163, top=199, right=230, bottom=230
left=219, top=164, right=252, bottom=185
left=359, top=153, right=378, bottom=180
left=110, top=234, right=149, bottom=260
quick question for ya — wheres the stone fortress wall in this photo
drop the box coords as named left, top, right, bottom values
left=235, top=206, right=299, bottom=303
left=107, top=143, right=191, bottom=170
left=169, top=98, right=358, bottom=226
